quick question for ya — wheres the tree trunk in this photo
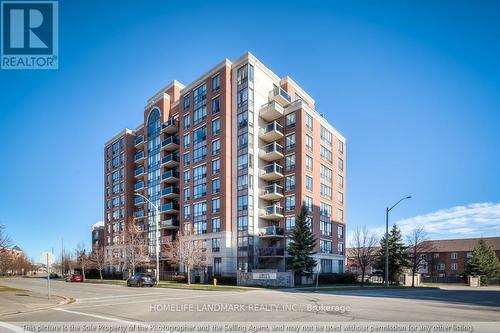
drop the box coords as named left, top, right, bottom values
left=99, top=269, right=103, bottom=280
left=82, top=263, right=86, bottom=279
left=360, top=267, right=366, bottom=287
left=187, top=264, right=191, bottom=285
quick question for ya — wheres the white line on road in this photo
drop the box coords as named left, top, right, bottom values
left=77, top=292, right=166, bottom=302
left=53, top=308, right=148, bottom=327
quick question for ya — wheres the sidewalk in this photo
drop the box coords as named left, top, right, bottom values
left=0, top=285, right=69, bottom=316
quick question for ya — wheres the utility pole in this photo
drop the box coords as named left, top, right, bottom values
left=61, top=237, right=64, bottom=276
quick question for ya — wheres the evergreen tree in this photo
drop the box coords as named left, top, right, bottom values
left=287, top=205, right=317, bottom=277
left=465, top=239, right=500, bottom=286
left=376, top=224, right=410, bottom=284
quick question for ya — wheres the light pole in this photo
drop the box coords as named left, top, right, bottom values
left=385, top=195, right=411, bottom=287
left=134, top=192, right=160, bottom=284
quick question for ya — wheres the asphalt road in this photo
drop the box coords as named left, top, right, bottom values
left=0, top=278, right=499, bottom=331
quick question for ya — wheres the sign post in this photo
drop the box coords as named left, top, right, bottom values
left=40, top=252, right=55, bottom=299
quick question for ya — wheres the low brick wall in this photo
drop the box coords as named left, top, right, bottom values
left=237, top=269, right=295, bottom=288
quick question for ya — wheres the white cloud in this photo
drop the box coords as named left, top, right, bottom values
left=392, top=201, right=500, bottom=239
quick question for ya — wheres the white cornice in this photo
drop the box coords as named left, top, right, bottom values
left=104, top=128, right=134, bottom=146
left=180, top=59, right=232, bottom=94
left=147, top=80, right=184, bottom=104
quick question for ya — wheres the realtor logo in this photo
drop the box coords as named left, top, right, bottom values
left=1, top=1, right=58, bottom=69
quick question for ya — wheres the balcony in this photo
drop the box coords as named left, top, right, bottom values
left=259, top=121, right=284, bottom=143
left=268, top=86, right=291, bottom=106
left=260, top=163, right=284, bottom=181
left=161, top=186, right=179, bottom=199
left=161, top=136, right=179, bottom=152
left=134, top=210, right=145, bottom=219
left=260, top=142, right=284, bottom=162
left=161, top=170, right=179, bottom=183
left=134, top=136, right=145, bottom=147
left=161, top=153, right=179, bottom=168
left=258, top=247, right=285, bottom=258
left=134, top=151, right=145, bottom=163
left=134, top=166, right=145, bottom=178
left=134, top=196, right=145, bottom=205
left=161, top=118, right=178, bottom=134
left=259, top=226, right=285, bottom=238
left=260, top=184, right=284, bottom=201
left=260, top=204, right=284, bottom=220
left=134, top=181, right=145, bottom=191
left=260, top=100, right=284, bottom=122
left=160, top=202, right=179, bottom=214
left=160, top=218, right=179, bottom=229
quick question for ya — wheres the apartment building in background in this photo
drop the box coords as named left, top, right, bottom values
left=103, top=52, right=346, bottom=276
left=91, top=221, right=105, bottom=253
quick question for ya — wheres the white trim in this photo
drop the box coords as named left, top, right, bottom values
left=104, top=129, right=133, bottom=146
left=181, top=59, right=231, bottom=94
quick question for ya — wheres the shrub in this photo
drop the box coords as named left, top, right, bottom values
left=318, top=272, right=358, bottom=285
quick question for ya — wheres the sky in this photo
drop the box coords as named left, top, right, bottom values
left=0, top=0, right=499, bottom=260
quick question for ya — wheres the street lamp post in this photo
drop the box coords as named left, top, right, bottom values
left=134, top=192, right=160, bottom=284
left=385, top=195, right=412, bottom=287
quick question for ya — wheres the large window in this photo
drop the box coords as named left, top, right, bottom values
left=146, top=108, right=161, bottom=255
left=305, top=113, right=313, bottom=131
left=320, top=240, right=332, bottom=254
left=285, top=154, right=295, bottom=170
left=212, top=75, right=220, bottom=92
left=285, top=133, right=295, bottom=150
left=212, top=97, right=220, bottom=114
left=193, top=84, right=207, bottom=125
left=212, top=139, right=220, bottom=155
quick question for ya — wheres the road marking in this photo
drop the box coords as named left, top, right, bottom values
left=53, top=308, right=148, bottom=327
left=0, top=322, right=25, bottom=333
left=77, top=292, right=166, bottom=302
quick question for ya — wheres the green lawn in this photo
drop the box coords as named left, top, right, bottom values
left=0, top=284, right=25, bottom=292
left=83, top=279, right=251, bottom=291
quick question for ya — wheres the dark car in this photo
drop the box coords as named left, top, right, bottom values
left=127, top=273, right=155, bottom=287
left=65, top=274, right=84, bottom=282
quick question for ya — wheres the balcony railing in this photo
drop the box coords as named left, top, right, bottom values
left=259, top=100, right=285, bottom=122
left=161, top=186, right=179, bottom=198
left=161, top=170, right=179, bottom=182
left=260, top=183, right=284, bottom=200
left=262, top=142, right=283, bottom=154
left=162, top=118, right=178, bottom=134
left=134, top=210, right=145, bottom=218
left=134, top=151, right=144, bottom=162
left=268, top=86, right=291, bottom=106
left=161, top=153, right=179, bottom=166
left=160, top=202, right=179, bottom=213
left=259, top=226, right=285, bottom=238
left=134, top=167, right=144, bottom=177
left=259, top=247, right=285, bottom=257
left=134, top=197, right=144, bottom=205
left=134, top=136, right=144, bottom=146
left=260, top=142, right=284, bottom=162
left=160, top=218, right=180, bottom=229
left=260, top=121, right=284, bottom=143
left=134, top=181, right=145, bottom=191
left=260, top=204, right=284, bottom=220
left=161, top=136, right=179, bottom=151
left=262, top=163, right=283, bottom=175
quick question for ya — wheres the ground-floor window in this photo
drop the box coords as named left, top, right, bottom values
left=320, top=259, right=332, bottom=273
left=338, top=259, right=344, bottom=273
left=214, top=257, right=222, bottom=275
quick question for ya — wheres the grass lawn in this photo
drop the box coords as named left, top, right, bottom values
left=83, top=279, right=252, bottom=291
left=0, top=284, right=25, bottom=292
left=297, top=285, right=440, bottom=292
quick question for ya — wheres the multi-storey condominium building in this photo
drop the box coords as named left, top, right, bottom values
left=103, top=52, right=346, bottom=276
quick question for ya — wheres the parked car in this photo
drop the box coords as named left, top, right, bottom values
left=127, top=273, right=155, bottom=287
left=65, top=274, right=84, bottom=282
left=49, top=273, right=60, bottom=279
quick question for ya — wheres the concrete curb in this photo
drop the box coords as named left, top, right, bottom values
left=0, top=294, right=74, bottom=317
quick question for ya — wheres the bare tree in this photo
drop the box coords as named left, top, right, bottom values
left=351, top=226, right=379, bottom=286
left=0, top=224, right=12, bottom=249
left=75, top=242, right=88, bottom=279
left=406, top=226, right=434, bottom=287
left=162, top=235, right=180, bottom=273
left=89, top=247, right=106, bottom=280
left=178, top=228, right=207, bottom=284
left=120, top=223, right=150, bottom=275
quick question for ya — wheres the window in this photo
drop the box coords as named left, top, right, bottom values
left=466, top=252, right=473, bottom=258
left=183, top=187, right=190, bottom=201
left=212, top=217, right=220, bottom=232
left=212, top=139, right=220, bottom=155
left=237, top=216, right=248, bottom=231
left=320, top=125, right=332, bottom=145
left=285, top=196, right=295, bottom=211
left=320, top=259, right=333, bottom=273
left=285, top=154, right=296, bottom=171
left=183, top=152, right=190, bottom=166
left=212, top=75, right=220, bottom=92
left=285, top=175, right=295, bottom=191
left=237, top=195, right=248, bottom=210
left=212, top=159, right=220, bottom=174
left=451, top=263, right=457, bottom=270
left=338, top=158, right=344, bottom=171
left=304, top=196, right=313, bottom=212
left=237, top=175, right=248, bottom=191
left=306, top=175, right=313, bottom=191
left=212, top=179, right=220, bottom=194
left=212, top=198, right=220, bottom=213
left=285, top=133, right=296, bottom=150
left=285, top=111, right=296, bottom=128
left=183, top=205, right=191, bottom=219
left=338, top=242, right=344, bottom=255
left=212, top=119, right=221, bottom=136
left=193, top=146, right=207, bottom=163
left=193, top=126, right=207, bottom=145
left=193, top=184, right=207, bottom=199
left=183, top=170, right=190, bottom=184
left=338, top=192, right=344, bottom=204
left=338, top=225, right=344, bottom=238
left=320, top=240, right=332, bottom=254
left=183, top=114, right=190, bottom=130
left=338, top=139, right=344, bottom=154
left=213, top=257, right=222, bottom=275
left=212, top=97, right=220, bottom=114
left=320, top=145, right=332, bottom=163
left=337, top=208, right=344, bottom=221
left=193, top=164, right=207, bottom=181
left=434, top=253, right=440, bottom=259
left=193, top=84, right=207, bottom=125
left=437, top=264, right=445, bottom=270
left=212, top=238, right=220, bottom=252
left=338, top=174, right=344, bottom=188
left=320, top=220, right=332, bottom=236
left=451, top=252, right=458, bottom=260
left=285, top=216, right=295, bottom=230
left=193, top=202, right=207, bottom=217
left=183, top=95, right=190, bottom=111
left=306, top=135, right=313, bottom=151
left=305, top=155, right=313, bottom=172
left=183, top=133, right=190, bottom=149
left=305, top=113, right=313, bottom=131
